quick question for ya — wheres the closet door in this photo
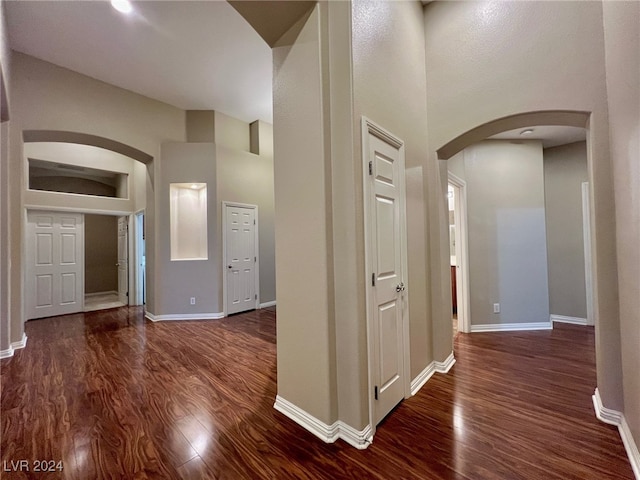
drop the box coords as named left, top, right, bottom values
left=26, top=211, right=84, bottom=319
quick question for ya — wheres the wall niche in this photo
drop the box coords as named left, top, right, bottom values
left=170, top=183, right=208, bottom=261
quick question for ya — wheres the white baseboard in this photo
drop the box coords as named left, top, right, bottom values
left=621, top=416, right=640, bottom=479
left=470, top=322, right=552, bottom=333
left=145, top=311, right=224, bottom=322
left=593, top=388, right=640, bottom=479
left=337, top=420, right=372, bottom=450
left=259, top=300, right=276, bottom=309
left=410, top=363, right=436, bottom=395
left=274, top=395, right=372, bottom=450
left=0, top=346, right=13, bottom=359
left=85, top=290, right=118, bottom=298
left=0, top=333, right=28, bottom=359
left=436, top=352, right=456, bottom=373
left=12, top=333, right=27, bottom=350
left=410, top=352, right=456, bottom=395
left=551, top=314, right=587, bottom=326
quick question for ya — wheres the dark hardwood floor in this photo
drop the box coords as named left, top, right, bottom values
left=1, top=307, right=633, bottom=479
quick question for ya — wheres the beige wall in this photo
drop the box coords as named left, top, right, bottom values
left=544, top=141, right=588, bottom=320
left=23, top=142, right=138, bottom=214
left=214, top=112, right=276, bottom=303
left=0, top=0, right=9, bottom=121
left=133, top=160, right=146, bottom=212
left=0, top=119, right=8, bottom=352
left=156, top=143, right=218, bottom=316
left=603, top=0, right=640, bottom=449
left=273, top=3, right=336, bottom=425
left=215, top=111, right=250, bottom=152
left=447, top=151, right=465, bottom=181
left=84, top=215, right=118, bottom=294
left=186, top=110, right=215, bottom=143
left=9, top=52, right=185, bottom=344
left=216, top=139, right=275, bottom=306
left=0, top=1, right=11, bottom=352
left=463, top=140, right=550, bottom=326
left=424, top=0, right=623, bottom=412
left=327, top=0, right=362, bottom=431
left=273, top=0, right=436, bottom=434
left=164, top=112, right=276, bottom=316
left=29, top=176, right=115, bottom=197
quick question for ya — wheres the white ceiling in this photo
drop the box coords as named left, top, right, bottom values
left=489, top=125, right=586, bottom=148
left=4, top=1, right=592, bottom=145
left=6, top=0, right=273, bottom=124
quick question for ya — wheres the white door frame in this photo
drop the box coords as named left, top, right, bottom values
left=222, top=201, right=260, bottom=316
left=448, top=172, right=471, bottom=333
left=362, top=117, right=411, bottom=437
left=117, top=216, right=129, bottom=305
left=134, top=210, right=145, bottom=306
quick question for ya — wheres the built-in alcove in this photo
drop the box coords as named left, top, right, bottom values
left=170, top=183, right=208, bottom=261
left=28, top=158, right=128, bottom=198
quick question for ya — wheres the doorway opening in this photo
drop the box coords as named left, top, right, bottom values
left=448, top=173, right=469, bottom=337
left=84, top=214, right=127, bottom=312
left=441, top=115, right=592, bottom=337
left=134, top=210, right=146, bottom=306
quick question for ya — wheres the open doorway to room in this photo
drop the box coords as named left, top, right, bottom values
left=447, top=177, right=469, bottom=337
left=448, top=184, right=457, bottom=336
left=134, top=210, right=146, bottom=306
left=84, top=214, right=120, bottom=311
left=443, top=120, right=592, bottom=336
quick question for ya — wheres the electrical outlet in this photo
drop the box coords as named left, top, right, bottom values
left=493, top=303, right=500, bottom=314
left=190, top=297, right=196, bottom=305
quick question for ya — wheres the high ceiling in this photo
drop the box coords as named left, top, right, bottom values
left=6, top=0, right=273, bottom=123
left=5, top=1, right=590, bottom=147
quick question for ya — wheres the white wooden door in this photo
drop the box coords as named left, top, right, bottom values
left=26, top=211, right=84, bottom=319
left=365, top=122, right=408, bottom=425
left=225, top=204, right=258, bottom=315
left=117, top=216, right=128, bottom=305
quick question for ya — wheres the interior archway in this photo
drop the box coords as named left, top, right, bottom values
left=437, top=110, right=590, bottom=160
left=437, top=109, right=597, bottom=395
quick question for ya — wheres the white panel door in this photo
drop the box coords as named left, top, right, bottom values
left=366, top=129, right=408, bottom=425
left=225, top=204, right=257, bottom=315
left=117, top=216, right=129, bottom=305
left=26, top=211, right=84, bottom=319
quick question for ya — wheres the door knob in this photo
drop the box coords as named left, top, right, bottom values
left=396, top=282, right=405, bottom=292
left=228, top=265, right=232, bottom=269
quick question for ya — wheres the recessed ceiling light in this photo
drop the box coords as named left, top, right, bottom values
left=520, top=129, right=534, bottom=136
left=111, top=0, right=132, bottom=14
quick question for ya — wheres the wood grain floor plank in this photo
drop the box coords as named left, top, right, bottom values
left=1, top=307, right=634, bottom=479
